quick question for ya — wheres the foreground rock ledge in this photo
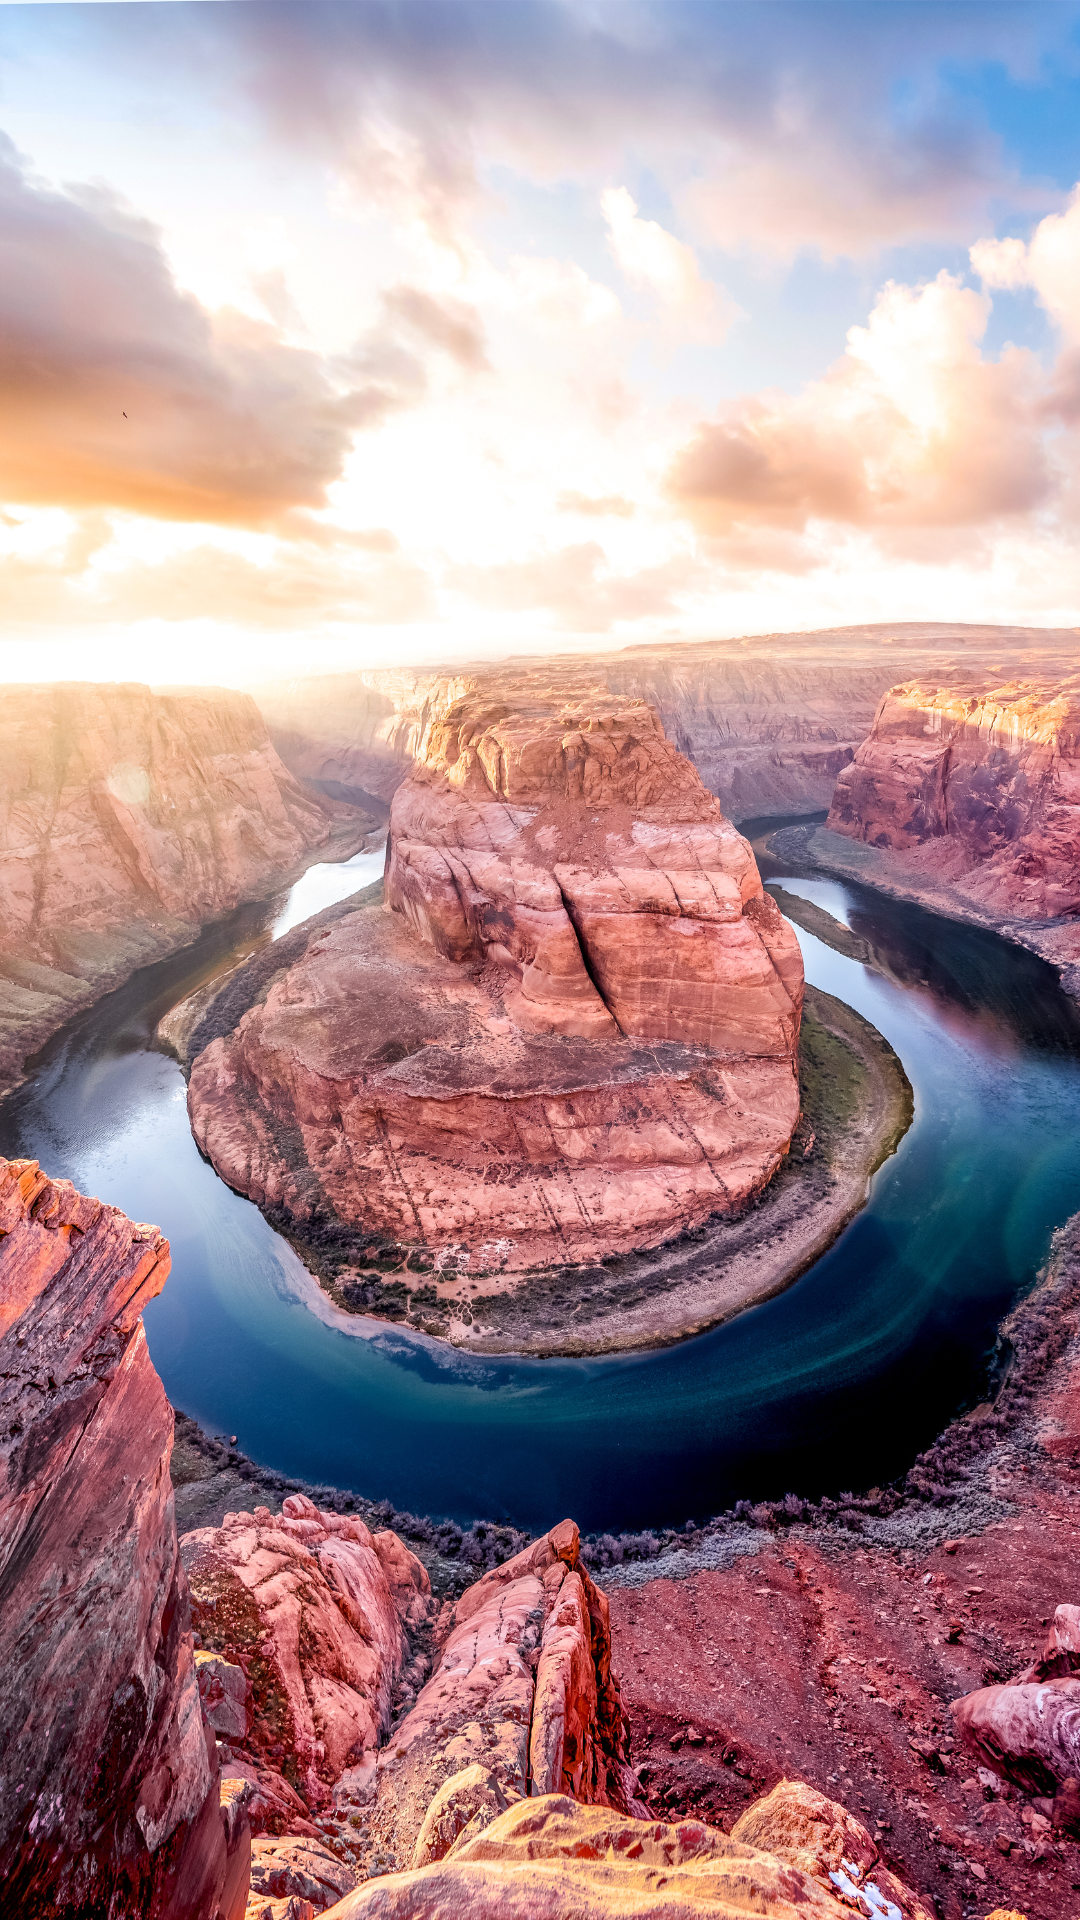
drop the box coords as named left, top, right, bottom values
left=188, top=693, right=804, bottom=1301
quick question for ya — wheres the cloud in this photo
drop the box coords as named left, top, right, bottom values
left=0, top=516, right=433, bottom=628
left=0, top=136, right=487, bottom=528
left=380, top=284, right=490, bottom=370
left=99, top=0, right=1064, bottom=258
left=601, top=187, right=737, bottom=338
left=668, top=270, right=1055, bottom=545
left=446, top=541, right=700, bottom=630
left=972, top=190, right=1080, bottom=341
left=0, top=134, right=387, bottom=525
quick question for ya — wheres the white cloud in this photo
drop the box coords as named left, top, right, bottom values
left=601, top=187, right=738, bottom=341
left=971, top=189, right=1080, bottom=340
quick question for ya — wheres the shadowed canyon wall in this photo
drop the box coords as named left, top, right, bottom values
left=829, top=679, right=1080, bottom=921
left=0, top=682, right=369, bottom=1097
left=0, top=1156, right=248, bottom=1920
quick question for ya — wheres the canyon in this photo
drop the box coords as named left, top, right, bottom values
left=255, top=621, right=1080, bottom=827
left=0, top=682, right=373, bottom=1099
left=182, top=689, right=865, bottom=1345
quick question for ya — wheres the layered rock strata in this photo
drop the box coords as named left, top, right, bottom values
left=0, top=681, right=371, bottom=1097
left=188, top=694, right=803, bottom=1280
left=182, top=1495, right=433, bottom=1833
left=0, top=1155, right=248, bottom=1919
left=829, top=680, right=1080, bottom=922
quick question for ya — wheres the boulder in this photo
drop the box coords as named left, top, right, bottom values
left=248, top=1835, right=358, bottom=1912
left=953, top=1601, right=1080, bottom=1797
left=0, top=1154, right=249, bottom=1919
left=199, top=1652, right=252, bottom=1742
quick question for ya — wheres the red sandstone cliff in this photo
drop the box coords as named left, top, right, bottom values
left=828, top=679, right=1080, bottom=922
left=0, top=1155, right=249, bottom=1919
left=187, top=694, right=802, bottom=1284
left=0, top=682, right=371, bottom=1098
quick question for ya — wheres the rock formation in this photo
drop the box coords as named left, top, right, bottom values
left=0, top=681, right=372, bottom=1098
left=181, top=1495, right=433, bottom=1832
left=187, top=692, right=803, bottom=1285
left=828, top=679, right=1080, bottom=921
left=0, top=1155, right=249, bottom=1919
left=362, top=1517, right=646, bottom=1874
left=953, top=1604, right=1080, bottom=1807
left=317, top=1782, right=932, bottom=1920
left=255, top=621, right=1080, bottom=825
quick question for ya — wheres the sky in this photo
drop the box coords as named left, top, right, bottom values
left=3, top=0, right=1080, bottom=685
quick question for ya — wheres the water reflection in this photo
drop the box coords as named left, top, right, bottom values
left=3, top=824, right=1080, bottom=1534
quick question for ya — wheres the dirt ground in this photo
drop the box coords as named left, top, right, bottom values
left=607, top=1263, right=1080, bottom=1920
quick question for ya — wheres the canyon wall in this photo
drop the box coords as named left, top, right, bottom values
left=255, top=621, right=1080, bottom=826
left=0, top=1156, right=248, bottom=1919
left=0, top=682, right=370, bottom=1097
left=188, top=693, right=803, bottom=1289
left=828, top=679, right=1080, bottom=920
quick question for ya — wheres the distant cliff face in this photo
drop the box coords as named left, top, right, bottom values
left=254, top=623, right=1080, bottom=829
left=188, top=693, right=802, bottom=1285
left=828, top=679, right=1080, bottom=919
left=0, top=682, right=366, bottom=1096
left=0, top=1156, right=248, bottom=1920
left=254, top=654, right=877, bottom=822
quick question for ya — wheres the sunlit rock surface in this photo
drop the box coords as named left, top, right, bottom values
left=188, top=693, right=802, bottom=1277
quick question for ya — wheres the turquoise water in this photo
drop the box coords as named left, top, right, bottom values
left=3, top=828, right=1079, bottom=1534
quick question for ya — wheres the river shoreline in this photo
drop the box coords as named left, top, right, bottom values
left=774, top=821, right=1080, bottom=1000
left=0, top=814, right=374, bottom=1103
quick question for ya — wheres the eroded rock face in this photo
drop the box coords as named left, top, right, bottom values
left=0, top=681, right=367, bottom=1097
left=361, top=1519, right=646, bottom=1874
left=318, top=1785, right=931, bottom=1920
left=828, top=679, right=1080, bottom=920
left=0, top=1155, right=246, bottom=1919
left=188, top=695, right=802, bottom=1279
left=181, top=1495, right=433, bottom=1829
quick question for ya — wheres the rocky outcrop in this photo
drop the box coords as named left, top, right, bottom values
left=181, top=1496, right=434, bottom=1832
left=828, top=679, right=1080, bottom=921
left=0, top=681, right=371, bottom=1097
left=317, top=1784, right=932, bottom=1920
left=360, top=1518, right=645, bottom=1875
left=187, top=693, right=802, bottom=1288
left=0, top=1155, right=248, bottom=1919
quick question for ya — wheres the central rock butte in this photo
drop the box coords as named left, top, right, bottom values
left=189, top=693, right=803, bottom=1278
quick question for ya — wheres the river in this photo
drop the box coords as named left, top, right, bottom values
left=3, top=826, right=1080, bottom=1536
